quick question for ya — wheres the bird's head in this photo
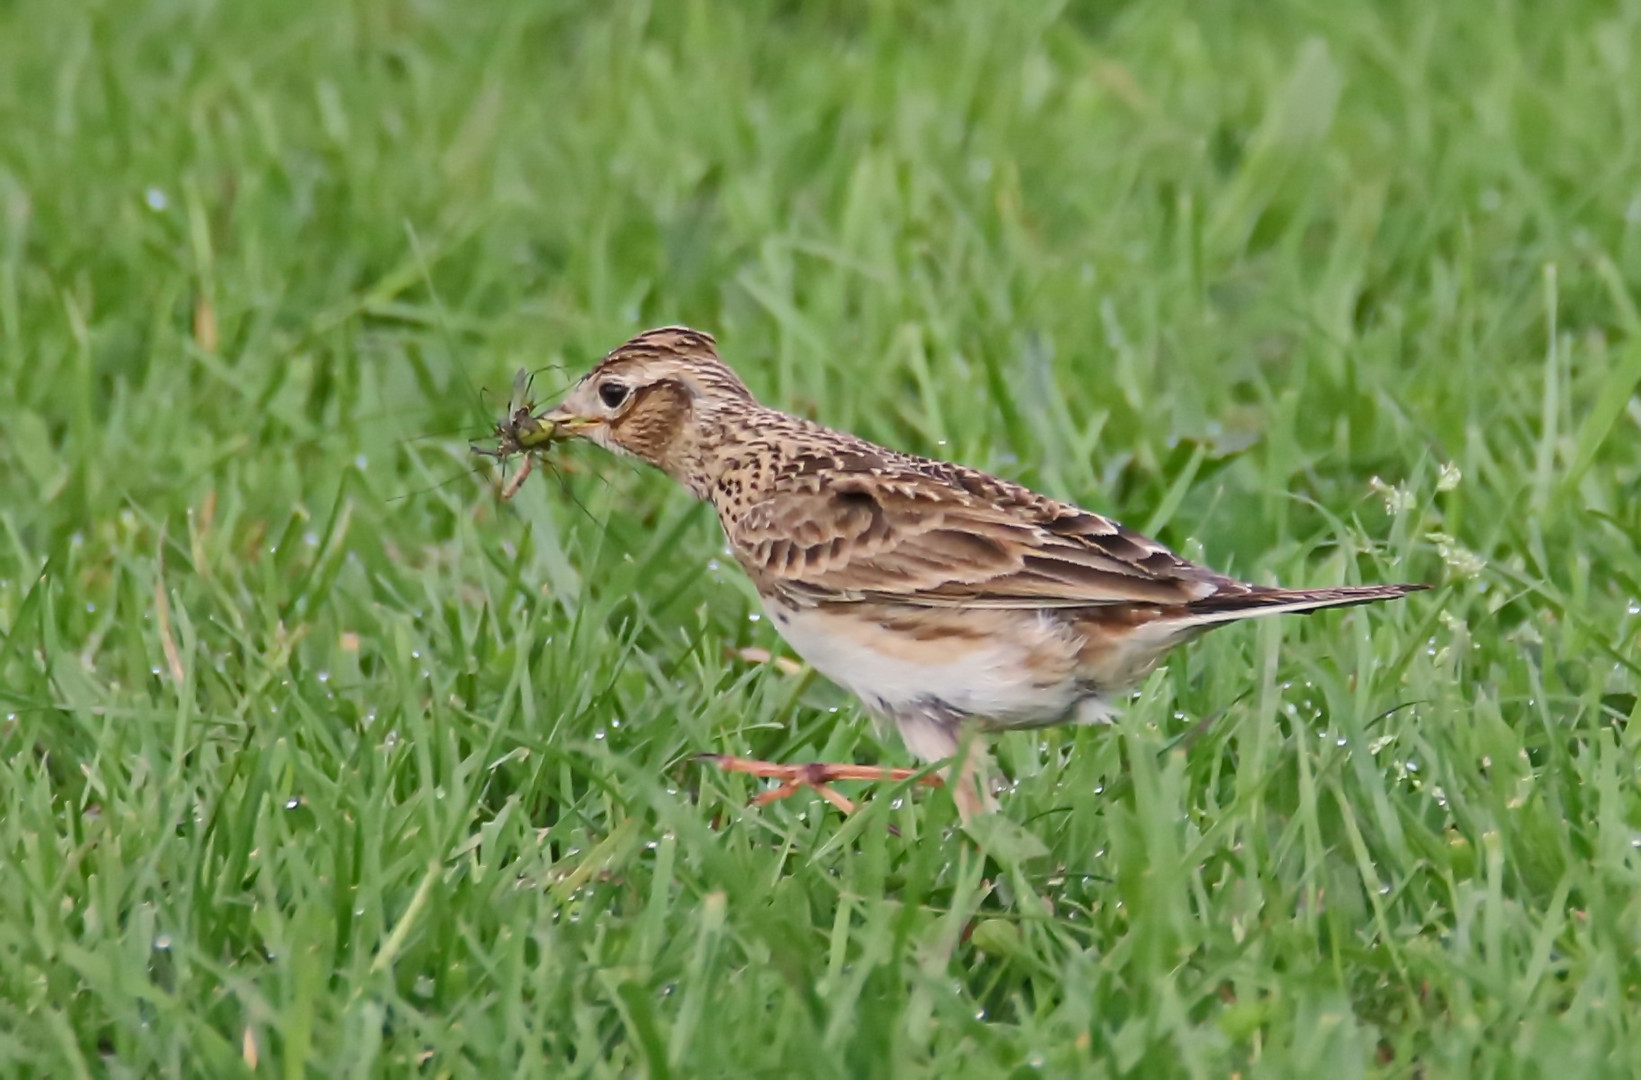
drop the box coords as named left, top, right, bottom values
left=542, top=326, right=756, bottom=487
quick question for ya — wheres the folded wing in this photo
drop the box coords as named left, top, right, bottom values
left=728, top=452, right=1240, bottom=609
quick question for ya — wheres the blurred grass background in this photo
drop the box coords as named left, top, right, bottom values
left=2, top=0, right=1640, bottom=1075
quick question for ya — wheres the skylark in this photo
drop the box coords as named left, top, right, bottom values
left=513, top=327, right=1424, bottom=820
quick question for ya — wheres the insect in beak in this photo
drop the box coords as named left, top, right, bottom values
left=471, top=369, right=567, bottom=500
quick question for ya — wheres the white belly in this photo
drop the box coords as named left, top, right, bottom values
left=761, top=600, right=1082, bottom=726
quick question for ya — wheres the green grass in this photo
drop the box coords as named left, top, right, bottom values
left=3, top=0, right=1641, bottom=1075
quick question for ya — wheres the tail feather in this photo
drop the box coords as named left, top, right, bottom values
left=1074, top=581, right=1426, bottom=692
left=1172, top=582, right=1428, bottom=631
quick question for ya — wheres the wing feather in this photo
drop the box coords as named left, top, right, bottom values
left=726, top=453, right=1238, bottom=609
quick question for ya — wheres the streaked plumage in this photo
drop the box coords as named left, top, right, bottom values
left=534, top=327, right=1424, bottom=819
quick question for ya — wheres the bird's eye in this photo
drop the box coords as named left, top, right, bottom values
left=598, top=381, right=629, bottom=409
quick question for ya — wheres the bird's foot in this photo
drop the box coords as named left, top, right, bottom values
left=696, top=754, right=942, bottom=814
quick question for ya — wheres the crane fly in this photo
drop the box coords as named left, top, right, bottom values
left=471, top=369, right=560, bottom=500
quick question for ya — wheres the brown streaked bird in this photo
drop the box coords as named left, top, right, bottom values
left=528, top=326, right=1425, bottom=821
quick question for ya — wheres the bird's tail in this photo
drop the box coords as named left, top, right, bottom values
left=1165, top=582, right=1427, bottom=632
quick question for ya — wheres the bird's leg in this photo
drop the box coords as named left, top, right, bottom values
left=948, top=726, right=999, bottom=824
left=697, top=754, right=943, bottom=815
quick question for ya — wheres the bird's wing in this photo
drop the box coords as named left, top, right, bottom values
left=727, top=452, right=1240, bottom=609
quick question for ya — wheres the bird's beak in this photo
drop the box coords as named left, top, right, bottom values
left=538, top=404, right=602, bottom=438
